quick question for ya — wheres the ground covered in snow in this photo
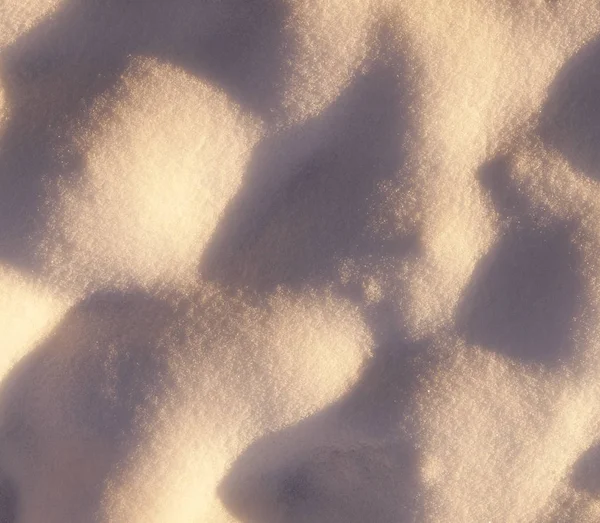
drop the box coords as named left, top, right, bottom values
left=1, top=1, right=600, bottom=521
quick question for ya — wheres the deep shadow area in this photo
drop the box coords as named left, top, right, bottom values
left=539, top=35, right=600, bottom=180
left=0, top=474, right=16, bottom=523
left=0, top=0, right=289, bottom=271
left=572, top=442, right=600, bottom=496
left=457, top=156, right=582, bottom=366
left=0, top=290, right=176, bottom=522
left=219, top=340, right=428, bottom=523
left=199, top=51, right=416, bottom=294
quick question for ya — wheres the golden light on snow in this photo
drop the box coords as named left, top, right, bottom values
left=1, top=0, right=600, bottom=522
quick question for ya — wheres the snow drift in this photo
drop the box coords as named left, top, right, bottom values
left=2, top=0, right=600, bottom=521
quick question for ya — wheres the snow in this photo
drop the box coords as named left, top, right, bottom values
left=2, top=0, right=600, bottom=521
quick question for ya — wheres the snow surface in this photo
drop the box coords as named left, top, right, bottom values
left=1, top=0, right=600, bottom=521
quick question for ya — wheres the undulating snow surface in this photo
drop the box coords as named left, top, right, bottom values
left=1, top=1, right=600, bottom=521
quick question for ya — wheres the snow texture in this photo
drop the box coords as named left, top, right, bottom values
left=1, top=0, right=600, bottom=521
